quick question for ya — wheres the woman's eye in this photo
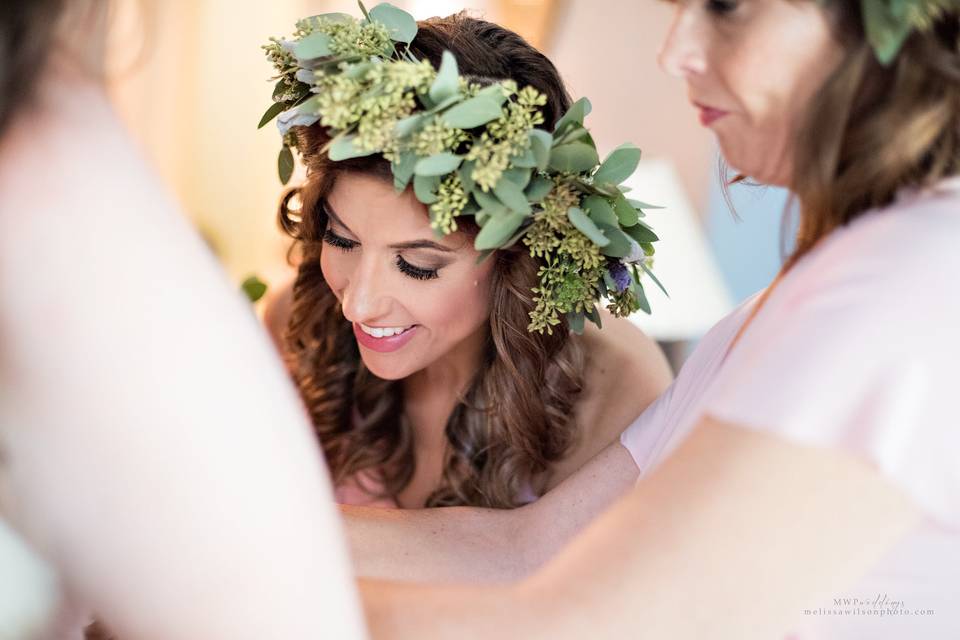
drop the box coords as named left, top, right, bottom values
left=706, top=0, right=739, bottom=15
left=396, top=255, right=440, bottom=281
left=322, top=229, right=359, bottom=251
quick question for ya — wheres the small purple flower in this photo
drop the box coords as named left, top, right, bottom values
left=608, top=261, right=631, bottom=293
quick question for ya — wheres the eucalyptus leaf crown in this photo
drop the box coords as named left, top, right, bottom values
left=260, top=2, right=666, bottom=335
left=856, top=0, right=959, bottom=65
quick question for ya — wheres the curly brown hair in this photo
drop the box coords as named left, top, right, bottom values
left=788, top=0, right=960, bottom=265
left=278, top=13, right=586, bottom=508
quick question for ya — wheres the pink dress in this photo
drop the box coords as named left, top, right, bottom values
left=621, top=177, right=960, bottom=639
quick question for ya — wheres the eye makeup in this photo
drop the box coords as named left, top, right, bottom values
left=322, top=228, right=445, bottom=280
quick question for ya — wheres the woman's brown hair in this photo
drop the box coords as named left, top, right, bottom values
left=279, top=13, right=585, bottom=508
left=789, top=0, right=960, bottom=265
left=0, top=0, right=66, bottom=138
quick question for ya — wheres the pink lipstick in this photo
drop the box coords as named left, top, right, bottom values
left=352, top=323, right=419, bottom=353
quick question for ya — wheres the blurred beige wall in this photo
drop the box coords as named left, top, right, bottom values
left=107, top=0, right=712, bottom=284
left=549, top=1, right=714, bottom=211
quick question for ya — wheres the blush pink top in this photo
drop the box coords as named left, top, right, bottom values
left=621, top=177, right=960, bottom=639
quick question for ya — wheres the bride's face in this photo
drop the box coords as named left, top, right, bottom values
left=658, top=0, right=844, bottom=186
left=320, top=171, right=495, bottom=380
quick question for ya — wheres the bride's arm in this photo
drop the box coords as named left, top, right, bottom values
left=342, top=440, right=640, bottom=583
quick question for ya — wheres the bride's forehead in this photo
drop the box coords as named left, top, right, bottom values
left=325, top=174, right=469, bottom=246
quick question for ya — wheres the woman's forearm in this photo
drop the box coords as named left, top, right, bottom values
left=343, top=442, right=640, bottom=583
left=343, top=503, right=527, bottom=583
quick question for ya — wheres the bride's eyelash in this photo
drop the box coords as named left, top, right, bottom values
left=396, top=255, right=439, bottom=280
left=706, top=0, right=739, bottom=16
left=323, top=228, right=440, bottom=280
left=322, top=228, right=358, bottom=251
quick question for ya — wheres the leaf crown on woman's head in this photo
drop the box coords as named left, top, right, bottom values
left=260, top=2, right=666, bottom=334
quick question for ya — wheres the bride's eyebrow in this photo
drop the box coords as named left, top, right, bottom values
left=322, top=201, right=454, bottom=253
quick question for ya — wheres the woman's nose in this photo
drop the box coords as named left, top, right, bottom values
left=339, top=257, right=392, bottom=324
left=658, top=7, right=707, bottom=78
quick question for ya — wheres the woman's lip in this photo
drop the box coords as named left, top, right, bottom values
left=352, top=322, right=419, bottom=353
left=695, top=104, right=728, bottom=126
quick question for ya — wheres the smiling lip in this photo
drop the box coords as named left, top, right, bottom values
left=352, top=323, right=419, bottom=353
left=694, top=102, right=729, bottom=126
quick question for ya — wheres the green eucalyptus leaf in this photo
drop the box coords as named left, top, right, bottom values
left=241, top=275, right=268, bottom=303
left=272, top=79, right=288, bottom=101
left=627, top=199, right=664, bottom=210
left=475, top=248, right=495, bottom=265
left=441, top=95, right=504, bottom=129
left=567, top=311, right=585, bottom=335
left=613, top=194, right=639, bottom=227
left=368, top=2, right=418, bottom=43
left=502, top=224, right=531, bottom=248
left=475, top=83, right=509, bottom=106
left=429, top=51, right=460, bottom=103
left=501, top=167, right=532, bottom=189
left=278, top=146, right=294, bottom=185
left=473, top=188, right=507, bottom=217
left=414, top=152, right=462, bottom=176
left=528, top=129, right=553, bottom=170
left=258, top=101, right=287, bottom=129
left=424, top=94, right=462, bottom=115
left=414, top=174, right=440, bottom=204
left=597, top=224, right=632, bottom=258
left=461, top=199, right=480, bottom=217
left=555, top=125, right=590, bottom=146
left=632, top=281, right=652, bottom=314
left=344, top=60, right=375, bottom=79
left=567, top=206, right=610, bottom=246
left=548, top=142, right=599, bottom=174
left=584, top=305, right=602, bottom=329
left=358, top=0, right=372, bottom=20
left=593, top=143, right=641, bottom=186
left=475, top=207, right=491, bottom=226
left=640, top=261, right=669, bottom=297
left=602, top=271, right=617, bottom=294
left=394, top=113, right=425, bottom=138
left=525, top=175, right=553, bottom=202
left=459, top=159, right=476, bottom=192
left=392, top=152, right=417, bottom=192
left=512, top=146, right=538, bottom=168
left=494, top=178, right=532, bottom=215
left=294, top=32, right=333, bottom=59
left=583, top=195, right=618, bottom=227
left=553, top=97, right=592, bottom=134
left=328, top=135, right=376, bottom=161
left=624, top=222, right=659, bottom=244
left=475, top=211, right=526, bottom=250
left=862, top=0, right=912, bottom=66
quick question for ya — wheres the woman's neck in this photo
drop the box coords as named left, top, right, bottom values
left=401, top=324, right=487, bottom=447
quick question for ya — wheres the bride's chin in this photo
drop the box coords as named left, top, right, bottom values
left=358, top=353, right=412, bottom=381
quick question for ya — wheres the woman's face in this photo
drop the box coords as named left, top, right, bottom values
left=659, top=0, right=844, bottom=186
left=320, top=172, right=495, bottom=380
